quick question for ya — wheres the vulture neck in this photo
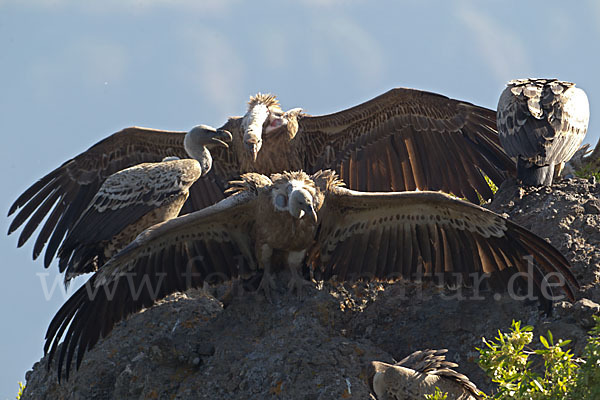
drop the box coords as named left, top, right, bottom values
left=238, top=126, right=303, bottom=174
left=184, top=142, right=212, bottom=174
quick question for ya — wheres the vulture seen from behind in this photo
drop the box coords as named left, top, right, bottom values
left=497, top=78, right=589, bottom=185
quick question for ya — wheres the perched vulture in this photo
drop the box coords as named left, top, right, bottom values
left=368, top=349, right=482, bottom=400
left=55, top=126, right=231, bottom=285
left=44, top=170, right=577, bottom=380
left=8, top=88, right=514, bottom=273
left=497, top=78, right=589, bottom=185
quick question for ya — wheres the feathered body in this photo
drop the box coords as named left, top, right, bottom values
left=56, top=126, right=231, bottom=284
left=57, top=159, right=201, bottom=283
left=497, top=78, right=589, bottom=185
left=369, top=349, right=481, bottom=400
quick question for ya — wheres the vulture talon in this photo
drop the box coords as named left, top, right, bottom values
left=257, top=272, right=278, bottom=303
left=287, top=274, right=312, bottom=297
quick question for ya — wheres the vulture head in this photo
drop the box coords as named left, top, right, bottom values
left=184, top=124, right=233, bottom=175
left=270, top=171, right=319, bottom=223
left=241, top=93, right=303, bottom=162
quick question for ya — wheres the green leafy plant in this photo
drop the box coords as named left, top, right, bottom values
left=476, top=317, right=600, bottom=400
left=575, top=162, right=600, bottom=181
left=477, top=320, right=578, bottom=399
left=16, top=382, right=25, bottom=400
left=484, top=174, right=498, bottom=195
left=474, top=174, right=499, bottom=205
left=571, top=315, right=600, bottom=399
left=424, top=387, right=448, bottom=399
left=423, top=318, right=600, bottom=400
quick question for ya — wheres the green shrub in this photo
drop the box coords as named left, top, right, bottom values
left=476, top=317, right=600, bottom=400
left=424, top=386, right=448, bottom=399
left=575, top=162, right=600, bottom=181
left=571, top=315, right=600, bottom=399
left=16, top=382, right=25, bottom=400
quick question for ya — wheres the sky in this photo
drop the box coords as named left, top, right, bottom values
left=0, top=1, right=598, bottom=398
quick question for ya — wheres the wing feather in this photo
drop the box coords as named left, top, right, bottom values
left=57, top=159, right=202, bottom=280
left=313, top=187, right=578, bottom=310
left=8, top=127, right=228, bottom=268
left=298, top=88, right=514, bottom=201
left=45, top=191, right=257, bottom=381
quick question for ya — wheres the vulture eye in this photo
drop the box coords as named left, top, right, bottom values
left=269, top=118, right=283, bottom=128
left=275, top=193, right=288, bottom=208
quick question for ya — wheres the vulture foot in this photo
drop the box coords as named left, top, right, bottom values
left=287, top=272, right=313, bottom=297
left=257, top=271, right=278, bottom=302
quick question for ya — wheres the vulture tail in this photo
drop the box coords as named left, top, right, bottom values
left=517, top=158, right=554, bottom=186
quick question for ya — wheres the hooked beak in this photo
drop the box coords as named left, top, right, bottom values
left=211, top=129, right=232, bottom=148
left=187, top=125, right=232, bottom=148
left=289, top=189, right=318, bottom=223
left=306, top=206, right=318, bottom=223
left=244, top=136, right=262, bottom=162
left=296, top=204, right=318, bottom=223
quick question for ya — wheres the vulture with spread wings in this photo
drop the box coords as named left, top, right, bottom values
left=41, top=125, right=231, bottom=285
left=45, top=170, right=577, bottom=380
left=9, top=88, right=514, bottom=273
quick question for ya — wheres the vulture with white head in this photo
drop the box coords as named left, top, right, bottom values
left=44, top=170, right=577, bottom=381
left=8, top=88, right=514, bottom=274
left=497, top=78, right=589, bottom=185
left=56, top=125, right=231, bottom=285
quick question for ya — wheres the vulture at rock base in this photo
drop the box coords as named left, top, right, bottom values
left=368, top=349, right=482, bottom=400
left=8, top=88, right=514, bottom=274
left=497, top=78, right=589, bottom=186
left=56, top=125, right=231, bottom=285
left=44, top=170, right=577, bottom=381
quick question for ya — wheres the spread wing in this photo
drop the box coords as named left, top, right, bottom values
left=297, top=88, right=515, bottom=203
left=312, top=187, right=578, bottom=310
left=45, top=191, right=259, bottom=381
left=57, top=159, right=203, bottom=282
left=8, top=127, right=228, bottom=268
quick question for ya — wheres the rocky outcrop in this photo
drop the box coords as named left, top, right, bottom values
left=21, top=178, right=600, bottom=399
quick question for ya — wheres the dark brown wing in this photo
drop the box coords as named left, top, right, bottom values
left=312, top=187, right=578, bottom=311
left=58, top=159, right=203, bottom=282
left=8, top=127, right=227, bottom=268
left=44, top=190, right=258, bottom=381
left=297, top=88, right=515, bottom=203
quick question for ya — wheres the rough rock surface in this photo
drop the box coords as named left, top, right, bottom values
left=21, top=178, right=600, bottom=400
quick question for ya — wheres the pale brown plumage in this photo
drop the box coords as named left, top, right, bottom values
left=54, top=126, right=231, bottom=284
left=57, top=158, right=202, bottom=285
left=9, top=88, right=514, bottom=273
left=497, top=78, right=589, bottom=185
left=44, top=170, right=577, bottom=381
left=369, top=349, right=482, bottom=400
